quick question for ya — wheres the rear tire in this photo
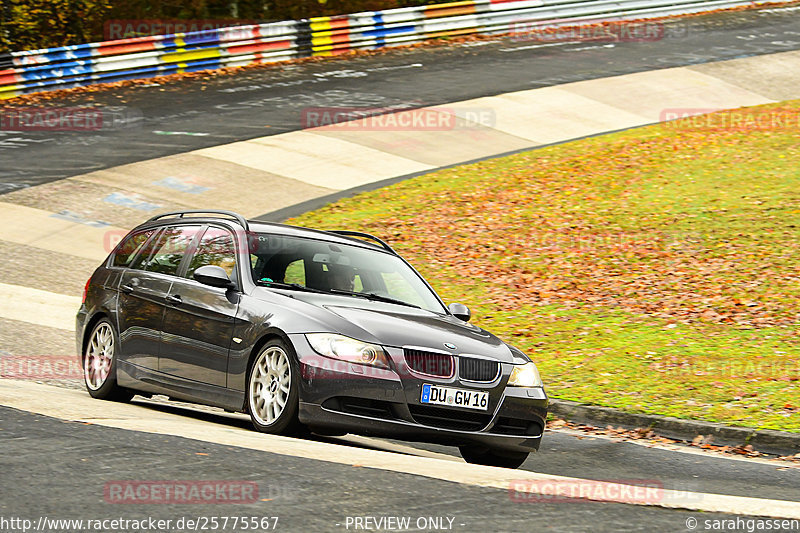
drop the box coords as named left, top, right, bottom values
left=246, top=339, right=302, bottom=435
left=459, top=445, right=529, bottom=469
left=82, top=319, right=133, bottom=402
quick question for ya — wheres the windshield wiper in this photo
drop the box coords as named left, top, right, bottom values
left=256, top=280, right=328, bottom=294
left=327, top=289, right=421, bottom=309
left=258, top=281, right=421, bottom=308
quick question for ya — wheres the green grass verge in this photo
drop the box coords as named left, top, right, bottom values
left=289, top=100, right=800, bottom=432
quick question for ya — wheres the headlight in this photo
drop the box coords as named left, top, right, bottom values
left=306, top=333, right=390, bottom=369
left=508, top=362, right=543, bottom=387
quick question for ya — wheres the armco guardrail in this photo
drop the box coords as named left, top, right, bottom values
left=0, top=0, right=782, bottom=99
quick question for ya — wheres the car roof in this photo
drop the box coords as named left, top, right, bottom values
left=250, top=221, right=387, bottom=250
left=136, top=216, right=394, bottom=254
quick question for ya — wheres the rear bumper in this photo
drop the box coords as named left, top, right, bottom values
left=75, top=305, right=89, bottom=357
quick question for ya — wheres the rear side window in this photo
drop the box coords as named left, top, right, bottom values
left=283, top=259, right=305, bottom=285
left=185, top=227, right=237, bottom=279
left=112, top=229, right=156, bottom=268
left=137, top=225, right=202, bottom=276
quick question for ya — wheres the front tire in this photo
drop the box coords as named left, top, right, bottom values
left=246, top=340, right=301, bottom=435
left=459, top=445, right=529, bottom=469
left=83, top=319, right=133, bottom=402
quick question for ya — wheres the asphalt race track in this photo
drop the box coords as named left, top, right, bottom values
left=2, top=5, right=800, bottom=533
left=0, top=405, right=764, bottom=533
left=3, top=383, right=800, bottom=532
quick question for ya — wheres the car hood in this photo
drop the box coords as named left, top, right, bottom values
left=251, top=288, right=517, bottom=363
left=308, top=297, right=515, bottom=362
left=327, top=305, right=514, bottom=362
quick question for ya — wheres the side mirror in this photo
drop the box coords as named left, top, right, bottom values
left=448, top=302, right=471, bottom=322
left=193, top=265, right=235, bottom=289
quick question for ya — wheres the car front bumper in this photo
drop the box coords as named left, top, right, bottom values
left=290, top=334, right=548, bottom=453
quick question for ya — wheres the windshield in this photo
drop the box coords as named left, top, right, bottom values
left=249, top=233, right=446, bottom=314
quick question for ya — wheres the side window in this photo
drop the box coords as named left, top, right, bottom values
left=139, top=226, right=202, bottom=276
left=186, top=227, right=237, bottom=280
left=283, top=259, right=306, bottom=285
left=112, top=229, right=155, bottom=268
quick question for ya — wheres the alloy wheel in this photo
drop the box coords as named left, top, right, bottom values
left=249, top=346, right=292, bottom=426
left=84, top=322, right=114, bottom=391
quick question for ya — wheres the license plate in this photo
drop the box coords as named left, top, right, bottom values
left=420, top=384, right=489, bottom=411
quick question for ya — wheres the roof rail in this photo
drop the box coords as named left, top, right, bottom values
left=146, top=210, right=249, bottom=231
left=329, top=230, right=396, bottom=254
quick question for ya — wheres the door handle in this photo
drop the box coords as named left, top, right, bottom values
left=120, top=278, right=140, bottom=294
left=165, top=294, right=182, bottom=305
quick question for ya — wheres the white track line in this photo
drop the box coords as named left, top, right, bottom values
left=0, top=283, right=80, bottom=331
left=0, top=202, right=119, bottom=262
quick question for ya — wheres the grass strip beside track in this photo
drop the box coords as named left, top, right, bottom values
left=289, top=100, right=800, bottom=432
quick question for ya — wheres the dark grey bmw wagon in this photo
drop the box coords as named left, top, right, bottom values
left=77, top=210, right=548, bottom=468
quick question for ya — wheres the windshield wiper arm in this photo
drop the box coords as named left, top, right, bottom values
left=256, top=280, right=327, bottom=294
left=258, top=282, right=421, bottom=308
left=327, top=289, right=421, bottom=309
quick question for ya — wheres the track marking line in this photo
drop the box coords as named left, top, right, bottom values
left=0, top=283, right=80, bottom=331
left=499, top=42, right=576, bottom=52
left=0, top=202, right=120, bottom=261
